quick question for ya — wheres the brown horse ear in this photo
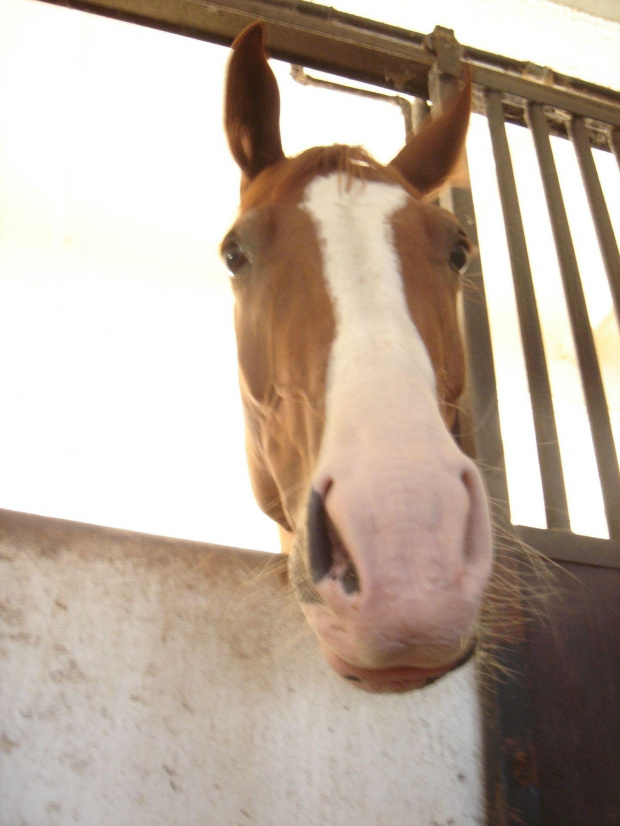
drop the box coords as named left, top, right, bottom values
left=225, top=22, right=285, bottom=188
left=389, top=77, right=471, bottom=196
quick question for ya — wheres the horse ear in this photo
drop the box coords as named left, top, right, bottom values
left=389, top=77, right=471, bottom=196
left=225, top=22, right=285, bottom=188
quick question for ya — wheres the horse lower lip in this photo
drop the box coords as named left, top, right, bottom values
left=344, top=665, right=449, bottom=694
left=324, top=651, right=473, bottom=693
left=321, top=645, right=476, bottom=693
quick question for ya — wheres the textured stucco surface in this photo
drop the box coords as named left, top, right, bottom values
left=0, top=510, right=484, bottom=826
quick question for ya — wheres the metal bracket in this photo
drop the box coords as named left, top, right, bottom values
left=522, top=61, right=556, bottom=86
left=290, top=65, right=415, bottom=137
left=424, top=26, right=465, bottom=111
left=424, top=26, right=464, bottom=79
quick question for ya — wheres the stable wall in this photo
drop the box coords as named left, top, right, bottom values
left=0, top=509, right=485, bottom=826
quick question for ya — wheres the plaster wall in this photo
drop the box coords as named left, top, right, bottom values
left=0, top=510, right=485, bottom=826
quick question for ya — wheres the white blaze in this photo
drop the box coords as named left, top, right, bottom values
left=302, top=173, right=440, bottom=466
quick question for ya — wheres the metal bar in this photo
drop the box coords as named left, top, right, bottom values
left=37, top=0, right=436, bottom=99
left=569, top=117, right=620, bottom=328
left=429, top=58, right=542, bottom=826
left=290, top=66, right=414, bottom=137
left=35, top=0, right=620, bottom=130
left=611, top=130, right=620, bottom=169
left=516, top=525, right=620, bottom=569
left=486, top=90, right=570, bottom=530
left=527, top=102, right=620, bottom=541
left=451, top=193, right=536, bottom=826
left=411, top=98, right=431, bottom=133
left=452, top=190, right=511, bottom=511
left=471, top=63, right=620, bottom=129
left=428, top=70, right=511, bottom=512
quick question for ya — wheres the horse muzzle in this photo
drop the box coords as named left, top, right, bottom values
left=299, top=448, right=492, bottom=692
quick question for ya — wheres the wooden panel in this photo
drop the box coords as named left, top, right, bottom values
left=525, top=564, right=620, bottom=826
left=516, top=526, right=620, bottom=569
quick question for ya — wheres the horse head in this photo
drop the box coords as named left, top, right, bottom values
left=222, top=22, right=493, bottom=692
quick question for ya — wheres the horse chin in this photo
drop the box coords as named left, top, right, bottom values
left=317, top=641, right=477, bottom=694
left=291, top=551, right=480, bottom=694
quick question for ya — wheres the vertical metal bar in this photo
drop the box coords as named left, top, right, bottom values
left=427, top=42, right=542, bottom=825
left=450, top=155, right=543, bottom=826
left=569, top=117, right=620, bottom=328
left=451, top=184, right=510, bottom=510
left=411, top=97, right=430, bottom=134
left=486, top=90, right=570, bottom=530
left=610, top=129, right=620, bottom=171
left=428, top=69, right=510, bottom=511
left=528, top=102, right=620, bottom=541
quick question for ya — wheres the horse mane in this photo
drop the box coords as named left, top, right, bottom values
left=240, top=144, right=417, bottom=211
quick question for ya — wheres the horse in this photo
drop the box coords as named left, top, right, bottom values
left=221, top=22, right=493, bottom=693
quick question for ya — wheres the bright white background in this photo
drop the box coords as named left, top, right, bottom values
left=0, top=0, right=618, bottom=547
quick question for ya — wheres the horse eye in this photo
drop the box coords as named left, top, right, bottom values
left=222, top=239, right=248, bottom=275
left=449, top=240, right=470, bottom=275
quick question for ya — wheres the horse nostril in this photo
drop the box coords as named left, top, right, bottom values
left=344, top=674, right=361, bottom=682
left=307, top=487, right=360, bottom=594
left=341, top=562, right=360, bottom=594
left=307, top=488, right=334, bottom=583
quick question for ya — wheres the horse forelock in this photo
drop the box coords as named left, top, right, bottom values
left=239, top=145, right=418, bottom=212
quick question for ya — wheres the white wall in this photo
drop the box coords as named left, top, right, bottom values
left=0, top=510, right=485, bottom=826
left=0, top=0, right=406, bottom=550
